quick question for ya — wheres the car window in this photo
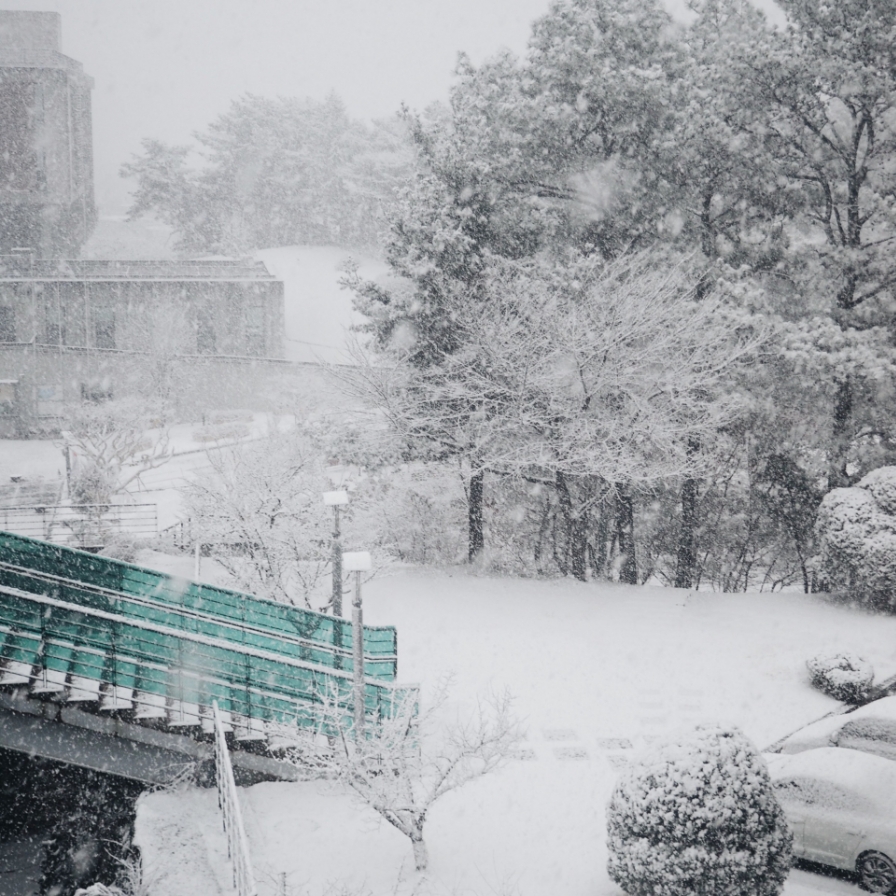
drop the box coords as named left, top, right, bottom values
left=839, top=718, right=896, bottom=745
left=774, top=777, right=867, bottom=812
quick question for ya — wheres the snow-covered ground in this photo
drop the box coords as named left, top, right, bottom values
left=0, top=414, right=297, bottom=531
left=136, top=564, right=896, bottom=896
left=0, top=233, right=884, bottom=894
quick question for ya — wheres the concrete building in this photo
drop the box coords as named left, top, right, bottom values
left=0, top=12, right=294, bottom=437
left=0, top=257, right=287, bottom=434
left=0, top=11, right=96, bottom=257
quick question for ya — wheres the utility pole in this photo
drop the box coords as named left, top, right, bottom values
left=323, top=489, right=348, bottom=615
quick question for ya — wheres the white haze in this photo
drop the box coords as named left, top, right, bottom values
left=0, top=0, right=784, bottom=217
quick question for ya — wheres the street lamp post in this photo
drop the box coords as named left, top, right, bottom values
left=323, top=489, right=349, bottom=615
left=343, top=550, right=372, bottom=738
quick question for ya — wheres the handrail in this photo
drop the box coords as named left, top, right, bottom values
left=213, top=701, right=257, bottom=896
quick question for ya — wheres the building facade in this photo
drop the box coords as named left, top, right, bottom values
left=0, top=257, right=287, bottom=434
left=0, top=11, right=96, bottom=257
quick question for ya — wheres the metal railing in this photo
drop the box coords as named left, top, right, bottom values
left=213, top=701, right=258, bottom=896
left=0, top=503, right=157, bottom=546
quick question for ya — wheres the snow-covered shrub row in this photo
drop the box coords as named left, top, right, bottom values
left=816, top=466, right=896, bottom=607
left=806, top=651, right=873, bottom=703
left=606, top=724, right=792, bottom=896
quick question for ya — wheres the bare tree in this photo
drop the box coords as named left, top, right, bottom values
left=291, top=683, right=523, bottom=872
left=62, top=397, right=171, bottom=505
left=183, top=433, right=333, bottom=607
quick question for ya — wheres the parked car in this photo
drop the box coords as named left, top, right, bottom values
left=767, top=747, right=896, bottom=892
left=774, top=695, right=896, bottom=760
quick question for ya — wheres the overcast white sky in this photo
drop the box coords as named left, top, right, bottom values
left=0, top=0, right=783, bottom=216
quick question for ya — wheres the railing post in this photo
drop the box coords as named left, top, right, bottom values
left=212, top=701, right=257, bottom=896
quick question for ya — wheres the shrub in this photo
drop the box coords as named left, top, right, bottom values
left=606, top=724, right=792, bottom=896
left=807, top=651, right=873, bottom=703
left=816, top=466, right=896, bottom=606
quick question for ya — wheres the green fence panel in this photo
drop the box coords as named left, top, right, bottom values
left=0, top=582, right=410, bottom=728
left=0, top=628, right=41, bottom=667
left=0, top=531, right=397, bottom=679
left=0, top=561, right=396, bottom=680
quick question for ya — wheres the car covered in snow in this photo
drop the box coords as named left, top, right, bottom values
left=767, top=747, right=896, bottom=892
left=774, top=695, right=896, bottom=760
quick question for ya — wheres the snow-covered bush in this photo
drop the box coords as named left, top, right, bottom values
left=816, top=466, right=896, bottom=606
left=606, top=724, right=792, bottom=896
left=355, top=463, right=467, bottom=564
left=807, top=651, right=873, bottom=703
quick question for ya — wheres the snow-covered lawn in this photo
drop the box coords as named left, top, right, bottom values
left=137, top=565, right=896, bottom=896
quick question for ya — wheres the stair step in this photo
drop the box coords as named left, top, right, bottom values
left=233, top=714, right=267, bottom=742
left=0, top=631, right=41, bottom=687
left=30, top=667, right=67, bottom=695
left=99, top=685, right=134, bottom=712
left=201, top=706, right=233, bottom=735
left=66, top=675, right=101, bottom=702
left=0, top=661, right=33, bottom=686
left=167, top=700, right=201, bottom=727
left=133, top=691, right=167, bottom=720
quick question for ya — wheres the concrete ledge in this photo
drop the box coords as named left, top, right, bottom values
left=0, top=690, right=302, bottom=784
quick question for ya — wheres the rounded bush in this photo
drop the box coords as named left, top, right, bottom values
left=807, top=651, right=873, bottom=703
left=816, top=467, right=896, bottom=605
left=606, top=724, right=792, bottom=896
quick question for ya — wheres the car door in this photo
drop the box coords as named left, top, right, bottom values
left=796, top=778, right=867, bottom=869
left=773, top=779, right=808, bottom=858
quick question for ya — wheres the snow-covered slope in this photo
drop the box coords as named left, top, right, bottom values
left=255, top=246, right=387, bottom=365
left=136, top=566, right=893, bottom=896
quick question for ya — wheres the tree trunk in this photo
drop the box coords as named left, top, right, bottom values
left=591, top=497, right=611, bottom=580
left=674, top=437, right=701, bottom=589
left=556, top=472, right=587, bottom=581
left=615, top=484, right=637, bottom=585
left=829, top=378, right=853, bottom=489
left=468, top=468, right=484, bottom=563
left=411, top=833, right=428, bottom=871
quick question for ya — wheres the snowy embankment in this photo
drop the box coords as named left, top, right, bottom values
left=136, top=566, right=894, bottom=896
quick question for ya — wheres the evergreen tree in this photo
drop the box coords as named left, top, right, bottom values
left=121, top=94, right=411, bottom=255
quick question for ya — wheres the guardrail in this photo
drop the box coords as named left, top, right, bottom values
left=213, top=701, right=258, bottom=896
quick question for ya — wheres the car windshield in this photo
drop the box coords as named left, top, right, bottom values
left=839, top=718, right=896, bottom=744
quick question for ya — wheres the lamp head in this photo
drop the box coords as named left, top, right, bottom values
left=343, top=551, right=372, bottom=571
